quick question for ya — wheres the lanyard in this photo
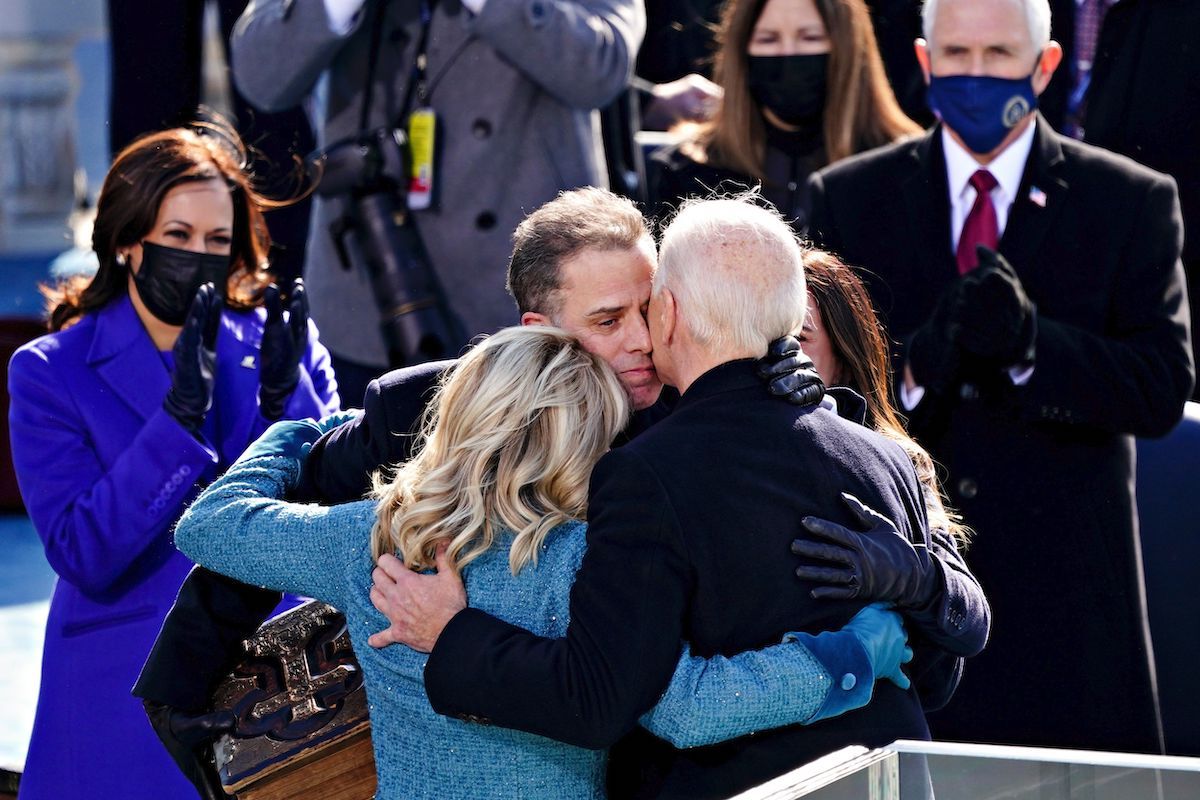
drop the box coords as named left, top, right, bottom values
left=359, top=0, right=439, bottom=133
left=409, top=0, right=435, bottom=106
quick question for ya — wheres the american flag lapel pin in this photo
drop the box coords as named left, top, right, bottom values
left=1028, top=186, right=1047, bottom=208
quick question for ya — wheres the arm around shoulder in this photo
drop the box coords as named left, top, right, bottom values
left=423, top=446, right=691, bottom=749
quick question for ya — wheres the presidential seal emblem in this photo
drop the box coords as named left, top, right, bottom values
left=1003, top=96, right=1030, bottom=128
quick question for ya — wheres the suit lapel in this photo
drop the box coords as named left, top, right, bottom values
left=87, top=295, right=172, bottom=422
left=903, top=126, right=958, bottom=285
left=998, top=115, right=1069, bottom=277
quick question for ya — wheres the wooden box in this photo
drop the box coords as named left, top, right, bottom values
left=210, top=601, right=376, bottom=799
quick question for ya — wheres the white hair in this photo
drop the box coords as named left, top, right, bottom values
left=654, top=195, right=806, bottom=357
left=922, top=0, right=1051, bottom=50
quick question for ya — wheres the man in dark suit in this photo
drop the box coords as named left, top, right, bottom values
left=367, top=197, right=940, bottom=798
left=1042, top=0, right=1200, bottom=398
left=806, top=0, right=1193, bottom=753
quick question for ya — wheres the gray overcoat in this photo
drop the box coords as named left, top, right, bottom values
left=232, top=0, right=644, bottom=367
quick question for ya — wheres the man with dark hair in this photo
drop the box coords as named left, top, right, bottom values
left=806, top=0, right=1192, bottom=754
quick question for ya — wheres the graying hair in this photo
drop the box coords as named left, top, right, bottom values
left=922, top=0, right=1051, bottom=50
left=654, top=195, right=806, bottom=356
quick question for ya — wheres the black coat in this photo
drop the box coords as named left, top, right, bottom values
left=807, top=117, right=1194, bottom=753
left=1044, top=0, right=1200, bottom=396
left=423, top=361, right=933, bottom=799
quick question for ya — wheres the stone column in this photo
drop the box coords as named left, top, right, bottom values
left=0, top=1, right=103, bottom=255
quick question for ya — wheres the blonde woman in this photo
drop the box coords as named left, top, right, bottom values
left=175, top=326, right=910, bottom=799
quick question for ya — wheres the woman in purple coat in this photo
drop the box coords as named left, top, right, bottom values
left=7, top=123, right=340, bottom=799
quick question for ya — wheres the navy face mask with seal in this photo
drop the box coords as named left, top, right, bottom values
left=748, top=53, right=830, bottom=130
left=926, top=72, right=1038, bottom=155
left=132, top=241, right=229, bottom=326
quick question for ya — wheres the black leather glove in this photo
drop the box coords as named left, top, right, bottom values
left=792, top=492, right=939, bottom=610
left=163, top=283, right=222, bottom=436
left=144, top=699, right=235, bottom=800
left=905, top=278, right=966, bottom=392
left=259, top=278, right=309, bottom=420
left=956, top=246, right=1036, bottom=368
left=756, top=335, right=826, bottom=407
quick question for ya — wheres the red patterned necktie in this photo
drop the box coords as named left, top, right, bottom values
left=957, top=169, right=999, bottom=274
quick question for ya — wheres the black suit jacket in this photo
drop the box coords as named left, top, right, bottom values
left=807, top=117, right=1193, bottom=753
left=424, top=361, right=932, bottom=799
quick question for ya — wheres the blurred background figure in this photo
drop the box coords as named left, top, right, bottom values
left=107, top=0, right=315, bottom=285
left=6, top=122, right=339, bottom=800
left=647, top=0, right=921, bottom=229
left=228, top=0, right=643, bottom=404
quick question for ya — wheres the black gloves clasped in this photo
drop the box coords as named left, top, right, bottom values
left=144, top=699, right=235, bottom=800
left=905, top=279, right=965, bottom=392
left=757, top=335, right=826, bottom=407
left=164, top=283, right=222, bottom=437
left=956, top=245, right=1037, bottom=368
left=259, top=278, right=310, bottom=421
left=792, top=492, right=939, bottom=610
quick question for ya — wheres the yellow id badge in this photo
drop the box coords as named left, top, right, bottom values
left=407, top=107, right=437, bottom=210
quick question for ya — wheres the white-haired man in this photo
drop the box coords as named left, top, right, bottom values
left=373, top=197, right=942, bottom=798
left=807, top=0, right=1193, bottom=753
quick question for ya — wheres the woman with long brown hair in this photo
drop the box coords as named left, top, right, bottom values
left=785, top=250, right=989, bottom=711
left=7, top=121, right=339, bottom=799
left=650, top=0, right=921, bottom=227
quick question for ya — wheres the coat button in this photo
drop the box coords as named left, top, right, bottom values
left=840, top=673, right=857, bottom=691
left=475, top=211, right=497, bottom=230
left=471, top=118, right=492, bottom=139
left=957, top=477, right=978, bottom=499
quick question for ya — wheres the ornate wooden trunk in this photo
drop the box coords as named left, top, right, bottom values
left=210, top=600, right=376, bottom=799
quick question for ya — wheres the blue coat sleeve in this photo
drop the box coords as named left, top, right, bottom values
left=174, top=448, right=374, bottom=607
left=641, top=630, right=874, bottom=749
left=7, top=344, right=217, bottom=594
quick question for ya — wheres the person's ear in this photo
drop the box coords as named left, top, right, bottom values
left=520, top=311, right=552, bottom=327
left=1031, top=41, right=1063, bottom=95
left=914, top=38, right=932, bottom=84
left=660, top=289, right=678, bottom=346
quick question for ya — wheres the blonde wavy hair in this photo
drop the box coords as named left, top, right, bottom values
left=371, top=326, right=631, bottom=574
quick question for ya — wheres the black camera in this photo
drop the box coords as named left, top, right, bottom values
left=312, top=127, right=462, bottom=368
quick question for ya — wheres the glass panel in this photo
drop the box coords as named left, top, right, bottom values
left=731, top=741, right=1200, bottom=800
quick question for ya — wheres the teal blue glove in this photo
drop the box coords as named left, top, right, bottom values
left=314, top=410, right=361, bottom=434
left=844, top=602, right=913, bottom=690
left=237, top=412, right=359, bottom=468
left=235, top=419, right=325, bottom=467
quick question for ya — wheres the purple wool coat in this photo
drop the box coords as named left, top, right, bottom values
left=7, top=293, right=340, bottom=799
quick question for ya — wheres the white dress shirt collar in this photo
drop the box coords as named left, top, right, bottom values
left=942, top=117, right=1038, bottom=249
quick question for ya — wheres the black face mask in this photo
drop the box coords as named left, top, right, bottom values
left=748, top=53, right=830, bottom=130
left=132, top=241, right=229, bottom=326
